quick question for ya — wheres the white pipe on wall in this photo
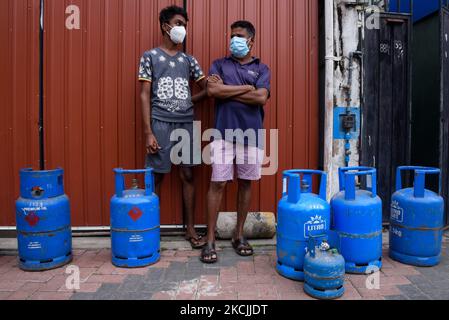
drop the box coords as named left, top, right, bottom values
left=324, top=0, right=335, bottom=199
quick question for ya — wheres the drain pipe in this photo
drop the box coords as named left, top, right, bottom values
left=324, top=0, right=335, bottom=199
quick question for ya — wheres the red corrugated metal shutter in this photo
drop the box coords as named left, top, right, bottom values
left=0, top=0, right=41, bottom=226
left=2, top=0, right=319, bottom=227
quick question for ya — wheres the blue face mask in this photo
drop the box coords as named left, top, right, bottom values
left=230, top=37, right=251, bottom=58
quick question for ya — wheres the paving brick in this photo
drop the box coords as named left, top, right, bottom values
left=382, top=266, right=421, bottom=276
left=95, top=262, right=117, bottom=275
left=258, top=294, right=279, bottom=300
left=406, top=274, right=430, bottom=284
left=384, top=295, right=409, bottom=300
left=29, top=291, right=73, bottom=300
left=220, top=275, right=238, bottom=283
left=148, top=261, right=170, bottom=269
left=274, top=285, right=300, bottom=294
left=380, top=275, right=412, bottom=286
left=72, top=249, right=86, bottom=256
left=94, top=249, right=111, bottom=261
left=161, top=250, right=177, bottom=257
left=17, top=281, right=43, bottom=293
left=83, top=250, right=101, bottom=256
left=86, top=274, right=126, bottom=284
left=338, top=283, right=362, bottom=300
left=0, top=256, right=16, bottom=266
left=0, top=280, right=27, bottom=291
left=0, top=266, right=11, bottom=275
left=145, top=268, right=166, bottom=283
left=278, top=291, right=314, bottom=300
left=255, top=266, right=277, bottom=275
left=219, top=267, right=237, bottom=276
left=118, top=275, right=145, bottom=293
left=197, top=269, right=219, bottom=276
left=0, top=291, right=12, bottom=299
left=198, top=281, right=219, bottom=295
left=78, top=268, right=97, bottom=281
left=178, top=279, right=199, bottom=294
left=113, top=267, right=150, bottom=276
left=0, top=269, right=54, bottom=283
left=73, top=256, right=104, bottom=268
left=176, top=292, right=197, bottom=300
left=71, top=292, right=96, bottom=300
left=198, top=292, right=238, bottom=300
left=162, top=256, right=189, bottom=263
left=176, top=250, right=201, bottom=258
left=236, top=261, right=255, bottom=275
left=59, top=282, right=102, bottom=293
left=151, top=291, right=176, bottom=300
left=5, top=291, right=33, bottom=300
left=238, top=292, right=260, bottom=300
left=117, top=291, right=152, bottom=300
left=356, top=285, right=402, bottom=298
left=39, top=275, right=68, bottom=292
left=233, top=282, right=258, bottom=294
left=199, top=275, right=219, bottom=286
left=398, top=284, right=432, bottom=300
left=346, top=274, right=372, bottom=288
left=256, top=284, right=278, bottom=297
left=91, top=283, right=120, bottom=300
left=139, top=281, right=179, bottom=293
left=166, top=274, right=189, bottom=283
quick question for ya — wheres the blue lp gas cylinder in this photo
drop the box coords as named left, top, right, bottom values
left=389, top=166, right=445, bottom=267
left=110, top=168, right=160, bottom=268
left=15, top=168, right=72, bottom=271
left=276, top=170, right=330, bottom=281
left=304, top=237, right=345, bottom=300
left=330, top=167, right=383, bottom=274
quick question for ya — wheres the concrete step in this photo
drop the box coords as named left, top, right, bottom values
left=0, top=236, right=276, bottom=255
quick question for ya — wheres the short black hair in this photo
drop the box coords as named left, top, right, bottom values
left=159, top=5, right=189, bottom=32
left=231, top=20, right=256, bottom=39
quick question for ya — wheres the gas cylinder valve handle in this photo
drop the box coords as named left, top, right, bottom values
left=338, top=167, right=377, bottom=200
left=307, top=234, right=328, bottom=258
left=113, top=168, right=155, bottom=198
left=283, top=170, right=328, bottom=203
left=396, top=166, right=442, bottom=198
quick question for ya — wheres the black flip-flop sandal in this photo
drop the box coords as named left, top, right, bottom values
left=185, top=234, right=207, bottom=250
left=200, top=243, right=218, bottom=264
left=232, top=237, right=254, bottom=257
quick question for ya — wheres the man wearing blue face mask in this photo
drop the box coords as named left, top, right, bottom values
left=201, top=21, right=271, bottom=263
left=138, top=6, right=208, bottom=249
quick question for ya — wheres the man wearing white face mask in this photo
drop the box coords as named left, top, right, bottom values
left=138, top=6, right=208, bottom=249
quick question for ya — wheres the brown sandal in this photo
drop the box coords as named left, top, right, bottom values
left=185, top=234, right=207, bottom=250
left=200, top=243, right=218, bottom=264
left=232, top=237, right=254, bottom=257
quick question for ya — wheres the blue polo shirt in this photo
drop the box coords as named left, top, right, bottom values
left=209, top=56, right=271, bottom=148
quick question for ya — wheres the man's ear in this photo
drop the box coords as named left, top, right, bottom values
left=248, top=38, right=255, bottom=49
left=162, top=23, right=170, bottom=34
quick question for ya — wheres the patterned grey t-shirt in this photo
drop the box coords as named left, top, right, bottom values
left=138, top=48, right=205, bottom=123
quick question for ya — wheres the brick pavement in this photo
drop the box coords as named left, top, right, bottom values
left=0, top=232, right=448, bottom=300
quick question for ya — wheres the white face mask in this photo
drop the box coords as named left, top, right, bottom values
left=166, top=25, right=186, bottom=44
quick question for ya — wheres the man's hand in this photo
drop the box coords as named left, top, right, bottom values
left=145, top=133, right=161, bottom=154
left=207, top=74, right=223, bottom=84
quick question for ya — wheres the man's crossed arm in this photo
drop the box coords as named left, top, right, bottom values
left=207, top=74, right=269, bottom=106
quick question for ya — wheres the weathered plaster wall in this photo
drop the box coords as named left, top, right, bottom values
left=329, top=0, right=385, bottom=197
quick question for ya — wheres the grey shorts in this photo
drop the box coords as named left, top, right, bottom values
left=146, top=119, right=197, bottom=174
